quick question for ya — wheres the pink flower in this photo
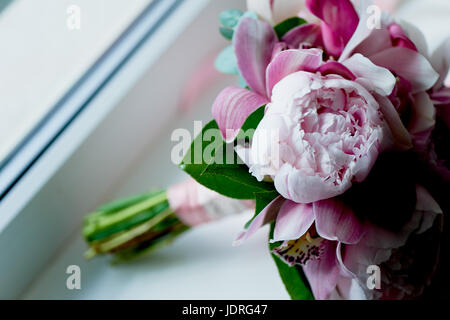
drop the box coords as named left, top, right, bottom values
left=250, top=70, right=387, bottom=203
left=212, top=0, right=446, bottom=301
left=335, top=185, right=443, bottom=300
left=336, top=1, right=439, bottom=149
left=235, top=184, right=442, bottom=300
left=213, top=0, right=442, bottom=204
left=305, top=0, right=359, bottom=57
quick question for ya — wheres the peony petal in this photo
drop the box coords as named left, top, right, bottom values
left=212, top=86, right=269, bottom=142
left=234, top=17, right=277, bottom=97
left=274, top=163, right=351, bottom=204
left=314, top=198, right=365, bottom=244
left=317, top=61, right=355, bottom=80
left=273, top=200, right=315, bottom=241
left=233, top=196, right=284, bottom=246
left=306, top=0, right=359, bottom=57
left=369, top=47, right=439, bottom=93
left=352, top=138, right=380, bottom=183
left=282, top=23, right=323, bottom=49
left=343, top=53, right=396, bottom=96
left=235, top=144, right=253, bottom=168
left=374, top=94, right=412, bottom=151
left=303, top=240, right=340, bottom=300
left=266, top=49, right=323, bottom=97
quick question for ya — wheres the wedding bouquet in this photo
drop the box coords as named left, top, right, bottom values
left=83, top=0, right=450, bottom=300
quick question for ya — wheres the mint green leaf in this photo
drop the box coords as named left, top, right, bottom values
left=274, top=17, right=307, bottom=39
left=238, top=72, right=248, bottom=88
left=269, top=223, right=314, bottom=300
left=180, top=107, right=275, bottom=200
left=241, top=10, right=258, bottom=21
left=219, top=27, right=234, bottom=40
left=219, top=9, right=243, bottom=29
left=215, top=46, right=238, bottom=75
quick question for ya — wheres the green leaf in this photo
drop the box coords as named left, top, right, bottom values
left=219, top=9, right=243, bottom=29
left=218, top=10, right=256, bottom=41
left=219, top=27, right=234, bottom=40
left=180, top=107, right=274, bottom=200
left=274, top=17, right=307, bottom=39
left=269, top=223, right=314, bottom=300
left=234, top=105, right=265, bottom=142
left=238, top=72, right=248, bottom=88
left=215, top=46, right=238, bottom=75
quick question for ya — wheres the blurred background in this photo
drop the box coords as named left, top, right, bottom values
left=0, top=0, right=449, bottom=299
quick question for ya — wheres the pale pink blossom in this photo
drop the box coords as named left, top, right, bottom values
left=251, top=71, right=387, bottom=203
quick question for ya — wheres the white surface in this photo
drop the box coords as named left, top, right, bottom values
left=22, top=214, right=289, bottom=300
left=0, top=0, right=152, bottom=163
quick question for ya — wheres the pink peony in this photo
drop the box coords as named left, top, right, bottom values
left=250, top=71, right=386, bottom=203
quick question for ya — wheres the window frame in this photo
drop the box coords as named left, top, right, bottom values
left=0, top=0, right=182, bottom=201
left=0, top=0, right=219, bottom=299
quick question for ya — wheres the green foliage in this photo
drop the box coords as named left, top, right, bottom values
left=215, top=46, right=238, bottom=75
left=274, top=17, right=307, bottom=39
left=269, top=223, right=315, bottom=300
left=180, top=106, right=275, bottom=200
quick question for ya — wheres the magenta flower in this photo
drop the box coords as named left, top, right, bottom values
left=305, top=0, right=359, bottom=57
left=234, top=184, right=442, bottom=300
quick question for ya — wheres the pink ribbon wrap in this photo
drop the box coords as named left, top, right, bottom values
left=167, top=178, right=254, bottom=226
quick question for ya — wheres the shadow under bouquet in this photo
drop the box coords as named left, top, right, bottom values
left=83, top=0, right=450, bottom=300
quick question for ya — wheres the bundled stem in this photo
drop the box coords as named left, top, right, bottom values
left=83, top=189, right=189, bottom=261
